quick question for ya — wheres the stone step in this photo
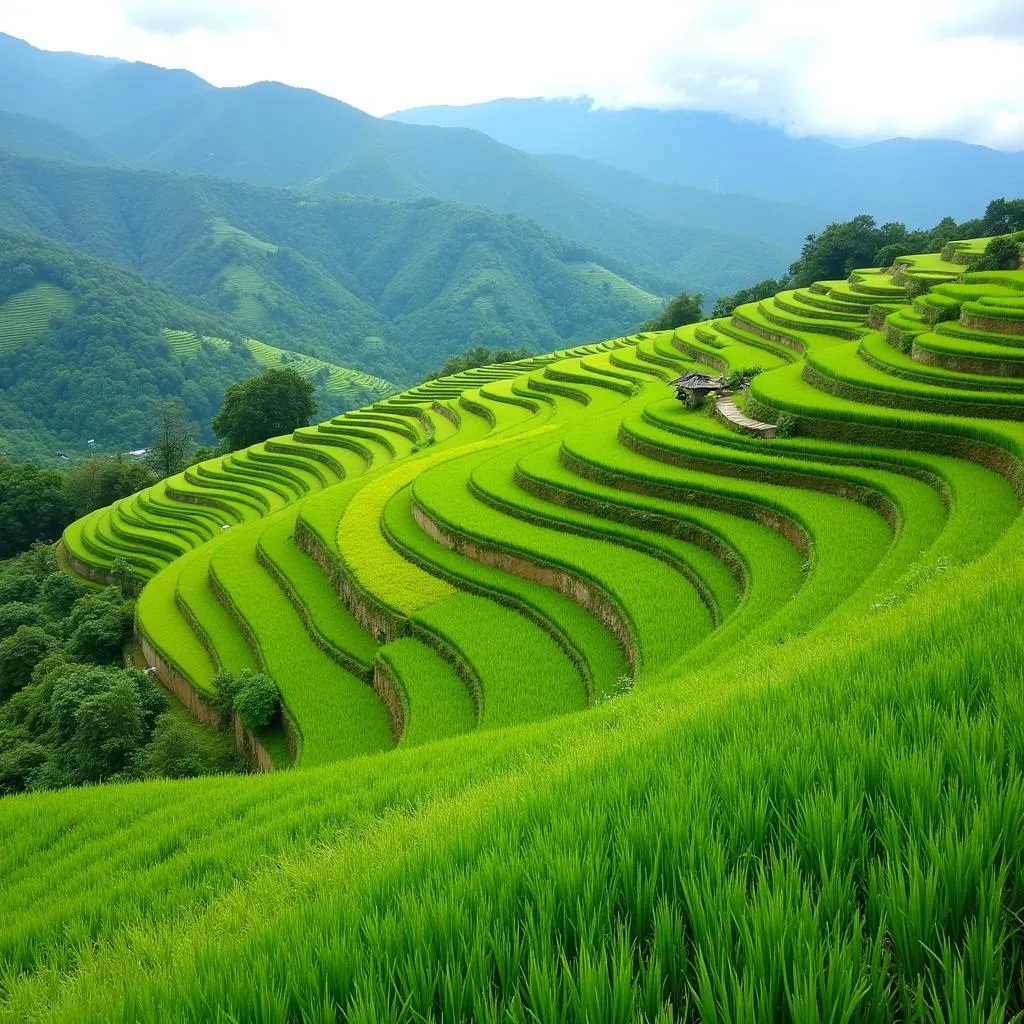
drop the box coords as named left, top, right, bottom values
left=714, top=395, right=778, bottom=439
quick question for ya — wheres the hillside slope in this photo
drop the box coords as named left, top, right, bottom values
left=392, top=98, right=1024, bottom=224
left=0, top=230, right=392, bottom=463
left=8, top=239, right=1023, bottom=1018
left=0, top=153, right=665, bottom=381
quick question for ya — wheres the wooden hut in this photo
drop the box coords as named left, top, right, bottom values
left=669, top=372, right=724, bottom=408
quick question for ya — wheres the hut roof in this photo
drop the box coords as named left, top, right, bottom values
left=669, top=372, right=723, bottom=390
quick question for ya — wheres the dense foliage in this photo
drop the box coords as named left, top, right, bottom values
left=213, top=367, right=318, bottom=452
left=788, top=200, right=1023, bottom=286
left=0, top=546, right=237, bottom=793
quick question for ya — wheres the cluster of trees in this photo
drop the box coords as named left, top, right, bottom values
left=423, top=345, right=532, bottom=382
left=210, top=669, right=282, bottom=732
left=0, top=546, right=239, bottom=794
left=703, top=198, right=1024, bottom=320
left=642, top=292, right=705, bottom=332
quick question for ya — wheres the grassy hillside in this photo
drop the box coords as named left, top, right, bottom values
left=0, top=153, right=668, bottom=383
left=9, top=238, right=1022, bottom=1018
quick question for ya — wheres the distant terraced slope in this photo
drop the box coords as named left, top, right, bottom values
left=161, top=329, right=397, bottom=403
left=0, top=282, right=74, bottom=353
left=63, top=241, right=1024, bottom=768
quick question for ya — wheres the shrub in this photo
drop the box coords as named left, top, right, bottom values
left=724, top=365, right=764, bottom=390
left=972, top=234, right=1024, bottom=272
left=775, top=414, right=797, bottom=438
left=234, top=672, right=281, bottom=730
left=144, top=714, right=205, bottom=779
left=210, top=670, right=242, bottom=729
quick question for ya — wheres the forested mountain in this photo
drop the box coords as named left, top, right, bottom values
left=0, top=230, right=261, bottom=463
left=0, top=154, right=664, bottom=388
left=0, top=33, right=816, bottom=298
left=391, top=98, right=1024, bottom=225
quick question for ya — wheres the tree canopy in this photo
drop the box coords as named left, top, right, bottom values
left=213, top=367, right=318, bottom=452
left=642, top=291, right=704, bottom=332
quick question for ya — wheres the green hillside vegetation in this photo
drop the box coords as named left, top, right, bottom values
left=4, top=234, right=1021, bottom=1017
left=0, top=230, right=263, bottom=463
left=0, top=153, right=669, bottom=384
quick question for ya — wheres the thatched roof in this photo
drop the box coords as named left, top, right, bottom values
left=669, top=373, right=723, bottom=390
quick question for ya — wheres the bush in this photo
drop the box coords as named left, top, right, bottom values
left=233, top=671, right=281, bottom=730
left=144, top=714, right=205, bottom=779
left=210, top=670, right=242, bottom=729
left=775, top=414, right=797, bottom=438
left=972, top=234, right=1024, bottom=272
left=724, top=366, right=763, bottom=390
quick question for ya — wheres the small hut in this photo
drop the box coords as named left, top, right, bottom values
left=669, top=372, right=724, bottom=408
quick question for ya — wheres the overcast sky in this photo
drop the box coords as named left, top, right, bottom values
left=2, top=0, right=1023, bottom=148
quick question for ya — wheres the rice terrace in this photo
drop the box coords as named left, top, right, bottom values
left=3, top=14, right=1024, bottom=1022
left=0, top=228, right=1020, bottom=1019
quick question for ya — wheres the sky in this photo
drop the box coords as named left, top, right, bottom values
left=1, top=0, right=1023, bottom=149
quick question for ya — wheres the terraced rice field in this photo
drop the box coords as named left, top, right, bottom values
left=0, top=283, right=74, bottom=353
left=10, top=239, right=1024, bottom=1019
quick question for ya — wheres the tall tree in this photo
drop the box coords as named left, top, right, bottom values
left=213, top=368, right=317, bottom=452
left=147, top=399, right=193, bottom=478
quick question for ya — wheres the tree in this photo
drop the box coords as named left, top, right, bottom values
left=973, top=235, right=1023, bottom=272
left=0, top=625, right=56, bottom=700
left=210, top=670, right=242, bottom=729
left=39, top=571, right=85, bottom=617
left=0, top=602, right=42, bottom=640
left=147, top=399, right=194, bottom=478
left=424, top=346, right=532, bottom=382
left=212, top=368, right=317, bottom=452
left=643, top=291, right=704, bottom=332
left=64, top=588, right=134, bottom=664
left=69, top=678, right=144, bottom=782
left=233, top=671, right=281, bottom=729
left=0, top=460, right=73, bottom=559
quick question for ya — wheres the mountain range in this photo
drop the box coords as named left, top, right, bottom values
left=391, top=98, right=1024, bottom=226
left=0, top=32, right=824, bottom=300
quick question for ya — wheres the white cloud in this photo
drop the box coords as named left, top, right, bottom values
left=0, top=0, right=1022, bottom=148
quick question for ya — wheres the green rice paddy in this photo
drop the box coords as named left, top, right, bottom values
left=13, top=239, right=1024, bottom=1019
